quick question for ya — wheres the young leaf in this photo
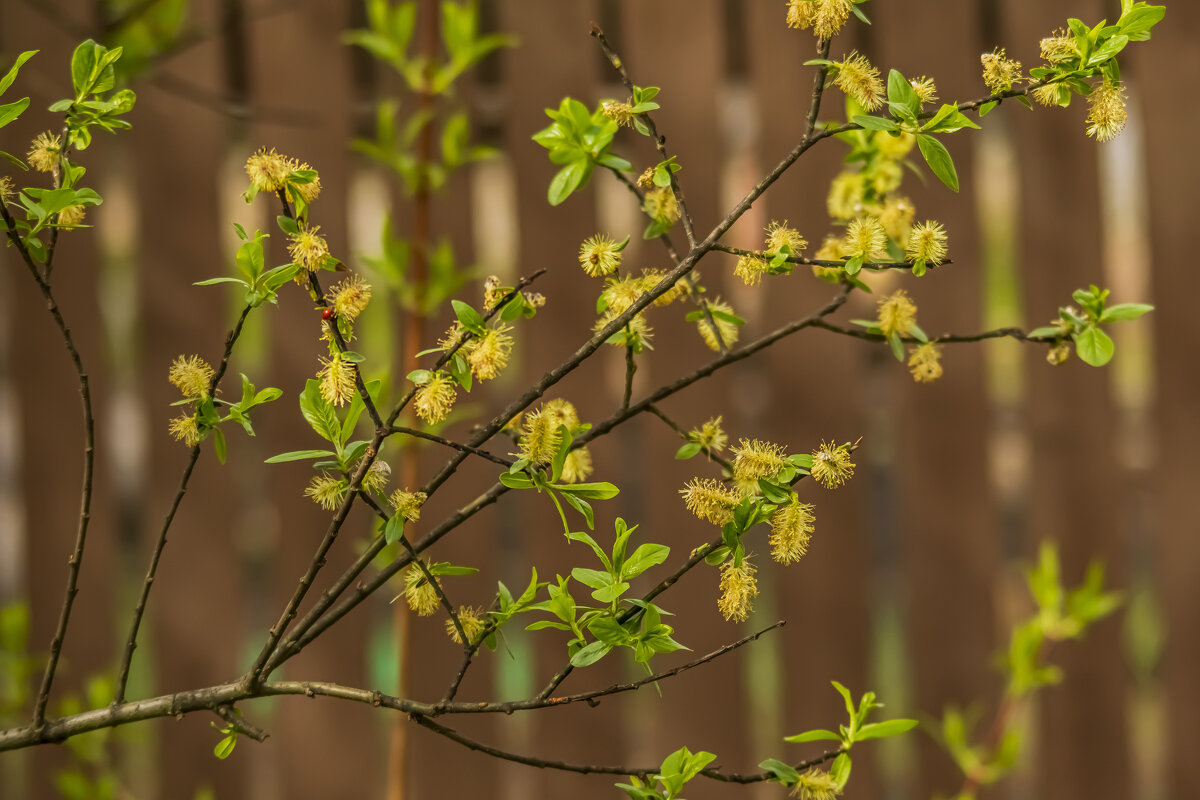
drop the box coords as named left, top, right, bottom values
left=783, top=729, right=843, bottom=744
left=851, top=114, right=899, bottom=132
left=264, top=449, right=337, bottom=464
left=1099, top=302, right=1153, bottom=323
left=384, top=514, right=405, bottom=545
left=213, top=733, right=237, bottom=760
left=830, top=753, right=852, bottom=789
left=1074, top=326, right=1115, bottom=366
left=758, top=758, right=800, bottom=785
left=854, top=719, right=919, bottom=741
left=569, top=640, right=613, bottom=667
left=451, top=299, right=486, bottom=334
left=917, top=134, right=959, bottom=192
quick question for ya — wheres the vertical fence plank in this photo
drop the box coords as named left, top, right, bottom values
left=1004, top=2, right=1132, bottom=798
left=1136, top=3, right=1200, bottom=799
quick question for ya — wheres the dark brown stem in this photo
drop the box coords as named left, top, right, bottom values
left=1, top=203, right=95, bottom=729
left=384, top=425, right=513, bottom=467
left=412, top=713, right=840, bottom=784
left=811, top=319, right=1051, bottom=345
left=273, top=287, right=849, bottom=675
left=711, top=243, right=953, bottom=272
left=257, top=276, right=544, bottom=674
left=590, top=24, right=697, bottom=247
left=622, top=344, right=636, bottom=413
left=644, top=404, right=733, bottom=472
left=114, top=304, right=254, bottom=704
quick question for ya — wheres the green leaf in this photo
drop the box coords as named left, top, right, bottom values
left=886, top=69, right=919, bottom=115
left=70, top=40, right=98, bottom=97
left=0, top=50, right=36, bottom=96
left=451, top=299, right=486, bottom=334
left=0, top=97, right=30, bottom=130
left=211, top=427, right=227, bottom=464
left=621, top=543, right=670, bottom=580
left=888, top=333, right=904, bottom=361
left=264, top=449, right=337, bottom=464
left=194, top=277, right=248, bottom=287
left=1088, top=34, right=1129, bottom=65
left=1074, top=326, right=1115, bottom=366
left=851, top=114, right=899, bottom=132
left=675, top=441, right=702, bottom=460
left=830, top=753, right=852, bottom=789
left=1099, top=302, right=1153, bottom=323
left=548, top=158, right=590, bottom=206
left=704, top=546, right=730, bottom=566
left=978, top=100, right=998, bottom=117
left=213, top=733, right=236, bottom=760
left=758, top=758, right=800, bottom=785
left=553, top=481, right=619, bottom=500
left=569, top=640, right=612, bottom=667
left=831, top=680, right=856, bottom=718
left=917, top=134, right=959, bottom=192
left=854, top=719, right=919, bottom=741
left=276, top=214, right=299, bottom=235
left=429, top=564, right=478, bottom=577
left=921, top=104, right=981, bottom=134
left=235, top=238, right=265, bottom=282
left=499, top=471, right=534, bottom=490
left=299, top=379, right=342, bottom=444
left=784, top=729, right=842, bottom=744
left=558, top=489, right=595, bottom=530
left=384, top=514, right=405, bottom=545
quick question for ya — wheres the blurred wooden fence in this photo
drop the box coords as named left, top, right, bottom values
left=0, top=1, right=1196, bottom=798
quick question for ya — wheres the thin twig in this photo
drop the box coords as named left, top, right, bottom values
left=114, top=304, right=254, bottom=704
left=412, top=714, right=840, bottom=784
left=273, top=287, right=849, bottom=675
left=354, top=491, right=468, bottom=650
left=590, top=23, right=697, bottom=247
left=213, top=704, right=269, bottom=743
left=644, top=404, right=733, bottom=472
left=384, top=425, right=513, bottom=468
left=621, top=345, right=636, bottom=413
left=1, top=203, right=95, bottom=729
left=258, top=275, right=545, bottom=674
left=579, top=288, right=852, bottom=447
left=437, top=620, right=784, bottom=715
left=811, top=319, right=1050, bottom=345
left=274, top=21, right=835, bottom=685
left=712, top=243, right=953, bottom=272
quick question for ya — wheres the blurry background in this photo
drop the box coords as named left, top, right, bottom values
left=0, top=1, right=1196, bottom=798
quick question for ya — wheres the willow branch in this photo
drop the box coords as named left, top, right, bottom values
left=114, top=303, right=254, bottom=704
left=412, top=714, right=840, bottom=784
left=354, top=490, right=467, bottom=652
left=590, top=23, right=696, bottom=247
left=644, top=404, right=732, bottom=472
left=272, top=287, right=849, bottom=673
left=270, top=24, right=838, bottom=677
left=264, top=484, right=509, bottom=672
left=622, top=345, right=636, bottom=412
left=579, top=287, right=851, bottom=447
left=711, top=243, right=953, bottom=272
left=811, top=319, right=1052, bottom=345
left=384, top=425, right=513, bottom=468
left=257, top=275, right=545, bottom=674
left=1, top=203, right=95, bottom=729
left=437, top=620, right=783, bottom=716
